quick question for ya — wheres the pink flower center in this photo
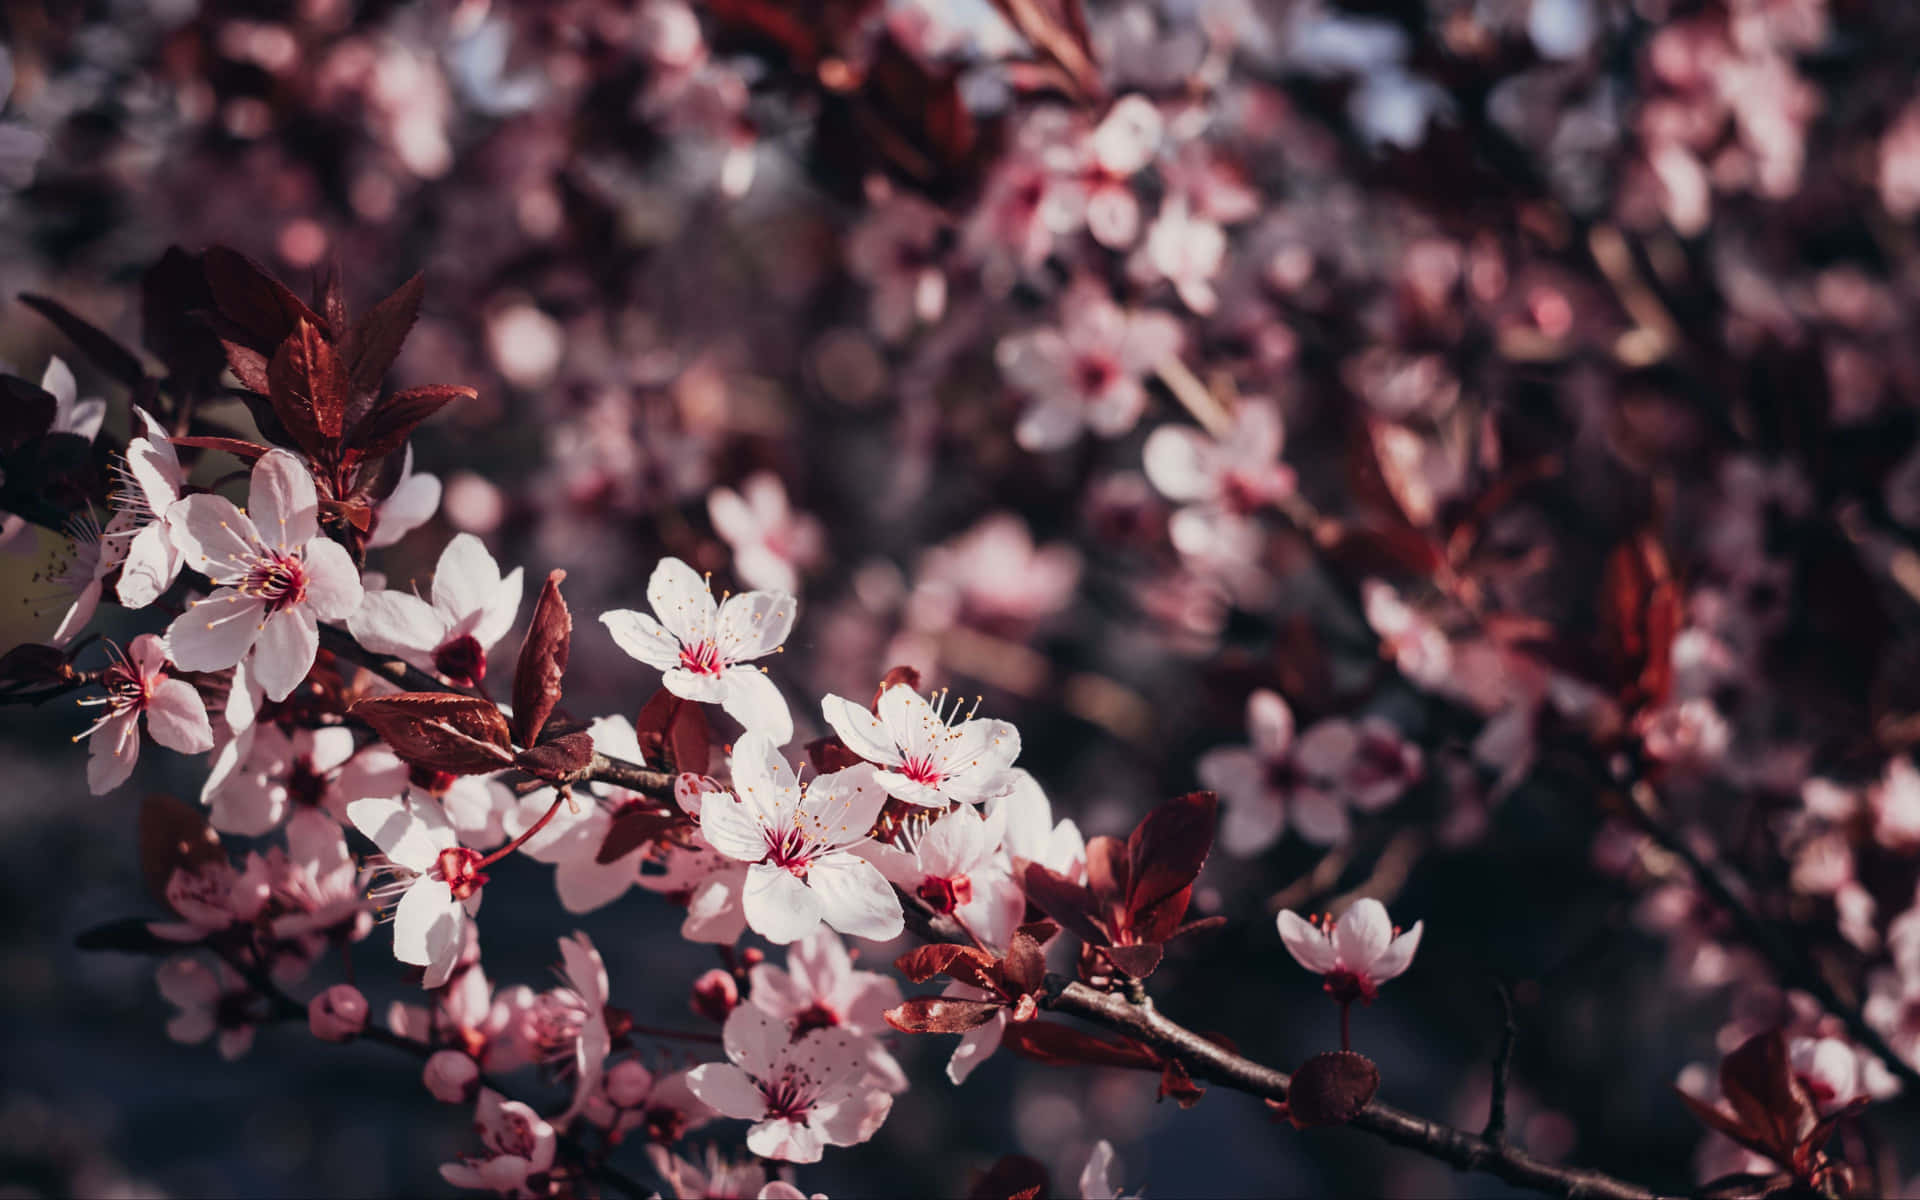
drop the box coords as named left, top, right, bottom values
left=434, top=634, right=487, bottom=686
left=678, top=640, right=725, bottom=676
left=764, top=826, right=814, bottom=876
left=1074, top=354, right=1118, bottom=396
left=1323, top=967, right=1378, bottom=1007
left=103, top=659, right=154, bottom=714
left=435, top=847, right=488, bottom=901
left=287, top=754, right=330, bottom=809
left=900, top=754, right=944, bottom=787
left=759, top=1070, right=816, bottom=1123
left=240, top=551, right=310, bottom=613
left=793, top=1002, right=841, bottom=1036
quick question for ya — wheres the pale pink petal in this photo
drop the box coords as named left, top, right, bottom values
left=146, top=678, right=214, bottom=754
left=51, top=577, right=102, bottom=647
left=946, top=1006, right=1005, bottom=1084
left=1370, top=920, right=1422, bottom=982
left=248, top=450, right=319, bottom=552
left=648, top=556, right=717, bottom=647
left=556, top=851, right=640, bottom=914
left=166, top=590, right=267, bottom=672
left=367, top=458, right=440, bottom=549
left=348, top=795, right=457, bottom=871
left=685, top=1062, right=768, bottom=1120
left=86, top=712, right=140, bottom=794
left=1290, top=786, right=1351, bottom=845
left=720, top=667, right=793, bottom=744
left=743, top=864, right=824, bottom=944
left=301, top=538, right=364, bottom=620
left=171, top=493, right=263, bottom=580
left=1277, top=910, right=1338, bottom=974
left=1142, top=424, right=1218, bottom=502
left=600, top=608, right=683, bottom=671
left=796, top=764, right=888, bottom=847
left=1080, top=1140, right=1121, bottom=1200
left=1332, top=898, right=1393, bottom=971
left=811, top=1089, right=892, bottom=1148
left=118, top=522, right=182, bottom=608
left=1246, top=690, right=1294, bottom=758
left=349, top=591, right=444, bottom=664
left=394, top=877, right=463, bottom=975
left=820, top=694, right=904, bottom=767
left=715, top=589, right=797, bottom=662
left=251, top=607, right=320, bottom=702
left=746, top=1117, right=824, bottom=1164
left=430, top=533, right=502, bottom=623
left=701, top=789, right=775, bottom=864
left=806, top=855, right=903, bottom=943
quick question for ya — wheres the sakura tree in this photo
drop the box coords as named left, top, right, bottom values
left=5, top=0, right=1920, bottom=1197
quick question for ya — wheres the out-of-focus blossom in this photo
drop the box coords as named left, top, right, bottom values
left=156, top=957, right=256, bottom=1060
left=996, top=280, right=1182, bottom=452
left=309, top=983, right=369, bottom=1042
left=845, top=190, right=950, bottom=342
left=440, top=1090, right=557, bottom=1198
left=708, top=473, right=825, bottom=595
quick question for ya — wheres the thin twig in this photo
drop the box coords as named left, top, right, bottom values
left=1484, top=980, right=1517, bottom=1147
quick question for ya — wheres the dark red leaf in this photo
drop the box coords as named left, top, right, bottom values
left=885, top=996, right=1006, bottom=1034
left=169, top=435, right=270, bottom=461
left=985, top=0, right=1099, bottom=97
left=1083, top=835, right=1128, bottom=914
left=1677, top=1088, right=1782, bottom=1163
left=0, top=374, right=57, bottom=451
left=1159, top=1058, right=1206, bottom=1108
left=346, top=385, right=473, bottom=460
left=350, top=693, right=516, bottom=775
left=1000, top=1021, right=1160, bottom=1070
left=203, top=245, right=321, bottom=348
left=1002, top=927, right=1047, bottom=994
left=873, top=664, right=922, bottom=710
left=1102, top=942, right=1165, bottom=979
left=314, top=261, right=348, bottom=340
left=967, top=1155, right=1051, bottom=1200
left=512, top=570, right=571, bottom=748
left=1717, top=1031, right=1812, bottom=1162
left=219, top=340, right=271, bottom=395
left=141, top=247, right=225, bottom=382
left=346, top=272, right=424, bottom=419
left=138, top=793, right=224, bottom=911
left=805, top=734, right=864, bottom=773
left=1602, top=532, right=1681, bottom=712
left=1020, top=863, right=1103, bottom=946
left=19, top=294, right=146, bottom=388
left=268, top=317, right=348, bottom=453
left=1287, top=1050, right=1380, bottom=1128
left=596, top=808, right=682, bottom=864
left=515, top=730, right=594, bottom=781
left=0, top=642, right=67, bottom=687
left=894, top=943, right=1000, bottom=988
left=1124, top=791, right=1216, bottom=942
left=636, top=688, right=711, bottom=774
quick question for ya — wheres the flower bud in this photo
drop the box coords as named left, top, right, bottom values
left=423, top=1049, right=480, bottom=1104
left=308, top=984, right=368, bottom=1042
left=605, top=1058, right=654, bottom=1108
left=691, top=968, right=739, bottom=1023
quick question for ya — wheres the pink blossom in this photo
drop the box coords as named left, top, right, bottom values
left=644, top=1145, right=777, bottom=1200
left=148, top=856, right=271, bottom=943
left=205, top=724, right=400, bottom=837
left=845, top=191, right=950, bottom=342
left=156, top=957, right=256, bottom=1060
left=41, top=510, right=128, bottom=648
left=1143, top=400, right=1297, bottom=571
left=74, top=633, right=213, bottom=794
left=1130, top=197, right=1229, bottom=314
left=992, top=768, right=1086, bottom=882
left=1363, top=580, right=1453, bottom=690
left=366, top=444, right=441, bottom=549
left=638, top=836, right=751, bottom=945
left=586, top=1062, right=716, bottom=1145
left=685, top=1005, right=893, bottom=1163
left=1080, top=1140, right=1134, bottom=1200
left=309, top=983, right=369, bottom=1043
left=1277, top=898, right=1424, bottom=1003
left=821, top=684, right=1022, bottom=809
left=165, top=449, right=365, bottom=701
left=910, top=514, right=1082, bottom=634
left=1197, top=690, right=1354, bottom=853
left=601, top=556, right=797, bottom=744
left=349, top=532, right=524, bottom=687
left=1072, top=95, right=1163, bottom=248
left=707, top=472, right=826, bottom=595
left=425, top=1048, right=482, bottom=1103
left=1871, top=757, right=1920, bottom=852
left=439, top=1090, right=557, bottom=1198
left=38, top=356, right=106, bottom=441
left=996, top=280, right=1183, bottom=451
left=349, top=793, right=486, bottom=988
left=700, top=734, right=902, bottom=944
left=748, top=930, right=908, bottom=1093
left=868, top=806, right=1020, bottom=952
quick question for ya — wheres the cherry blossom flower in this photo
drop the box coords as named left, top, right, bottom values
left=1870, top=756, right=1920, bottom=853
left=39, top=510, right=128, bottom=647
left=601, top=557, right=797, bottom=744
left=74, top=633, right=213, bottom=794
left=1143, top=401, right=1297, bottom=570
left=440, top=1090, right=557, bottom=1198
left=1198, top=690, right=1357, bottom=852
left=1130, top=197, right=1229, bottom=314
left=349, top=793, right=487, bottom=988
left=707, top=472, right=826, bottom=595
left=541, top=932, right=612, bottom=1125
left=748, top=930, right=908, bottom=1092
left=38, top=356, right=106, bottom=442
left=1072, top=95, right=1163, bottom=248
left=309, top=984, right=369, bottom=1042
left=156, top=957, right=256, bottom=1060
left=699, top=733, right=901, bottom=944
left=586, top=1061, right=716, bottom=1145
left=165, top=449, right=365, bottom=701
left=820, top=684, right=1022, bottom=809
left=265, top=809, right=371, bottom=945
left=686, top=1004, right=893, bottom=1163
left=845, top=190, right=950, bottom=342
left=204, top=724, right=401, bottom=837
left=1363, top=580, right=1453, bottom=691
left=910, top=513, right=1082, bottom=634
left=1277, top=898, right=1424, bottom=1003
left=644, top=1145, right=777, bottom=1200
left=1080, top=1140, right=1135, bottom=1200
left=992, top=768, right=1086, bottom=880
left=995, top=280, right=1183, bottom=451
left=867, top=806, right=1021, bottom=951
left=502, top=717, right=652, bottom=913
left=112, top=407, right=189, bottom=608
left=637, top=836, right=751, bottom=945
left=349, top=532, right=524, bottom=687
left=148, top=856, right=270, bottom=943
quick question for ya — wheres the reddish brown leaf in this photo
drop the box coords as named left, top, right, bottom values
left=1102, top=942, right=1165, bottom=979
left=1160, top=1058, right=1206, bottom=1108
left=1601, top=532, right=1681, bottom=711
left=350, top=693, right=516, bottom=775
left=19, top=294, right=146, bottom=388
left=512, top=570, right=571, bottom=748
left=271, top=316, right=348, bottom=444
left=346, top=385, right=473, bottom=460
left=636, top=688, right=712, bottom=774
left=515, top=730, right=594, bottom=781
left=203, top=245, right=322, bottom=348
left=1020, top=863, right=1103, bottom=946
left=0, top=374, right=58, bottom=450
left=0, top=642, right=67, bottom=687
left=346, top=272, right=425, bottom=419
left=1002, top=926, right=1047, bottom=994
left=873, top=664, right=923, bottom=710
left=805, top=734, right=865, bottom=774
left=1718, top=1031, right=1813, bottom=1163
left=895, top=942, right=1001, bottom=989
left=141, top=246, right=225, bottom=382
left=220, top=340, right=272, bottom=395
left=138, top=793, right=225, bottom=911
left=1125, top=790, right=1217, bottom=942
left=885, top=996, right=1006, bottom=1033
left=1287, top=1050, right=1380, bottom=1128
left=1000, top=1021, right=1160, bottom=1070
left=596, top=808, right=683, bottom=865
left=986, top=0, right=1100, bottom=97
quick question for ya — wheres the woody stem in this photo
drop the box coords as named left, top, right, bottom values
left=479, top=791, right=568, bottom=869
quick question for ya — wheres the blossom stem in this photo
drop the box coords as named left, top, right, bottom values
left=480, top=791, right=568, bottom=869
left=1339, top=999, right=1351, bottom=1053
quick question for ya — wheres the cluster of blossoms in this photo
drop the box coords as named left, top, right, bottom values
left=9, top=0, right=1920, bottom=1193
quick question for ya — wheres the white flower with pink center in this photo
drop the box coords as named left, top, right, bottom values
left=112, top=407, right=189, bottom=608
left=600, top=556, right=797, bottom=744
left=348, top=793, right=487, bottom=988
left=165, top=449, right=365, bottom=701
left=707, top=472, right=825, bottom=595
left=1143, top=400, right=1297, bottom=569
left=700, top=733, right=901, bottom=945
left=74, top=633, right=213, bottom=794
left=995, top=279, right=1183, bottom=452
left=439, top=1089, right=557, bottom=1198
left=749, top=929, right=908, bottom=1093
left=1277, top=898, right=1423, bottom=1004
left=686, top=1004, right=893, bottom=1163
left=867, top=806, right=1021, bottom=950
left=348, top=532, right=523, bottom=687
left=820, top=684, right=1022, bottom=809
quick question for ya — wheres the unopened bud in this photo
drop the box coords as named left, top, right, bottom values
left=423, top=1049, right=480, bottom=1104
left=308, top=984, right=368, bottom=1042
left=691, top=968, right=739, bottom=1023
